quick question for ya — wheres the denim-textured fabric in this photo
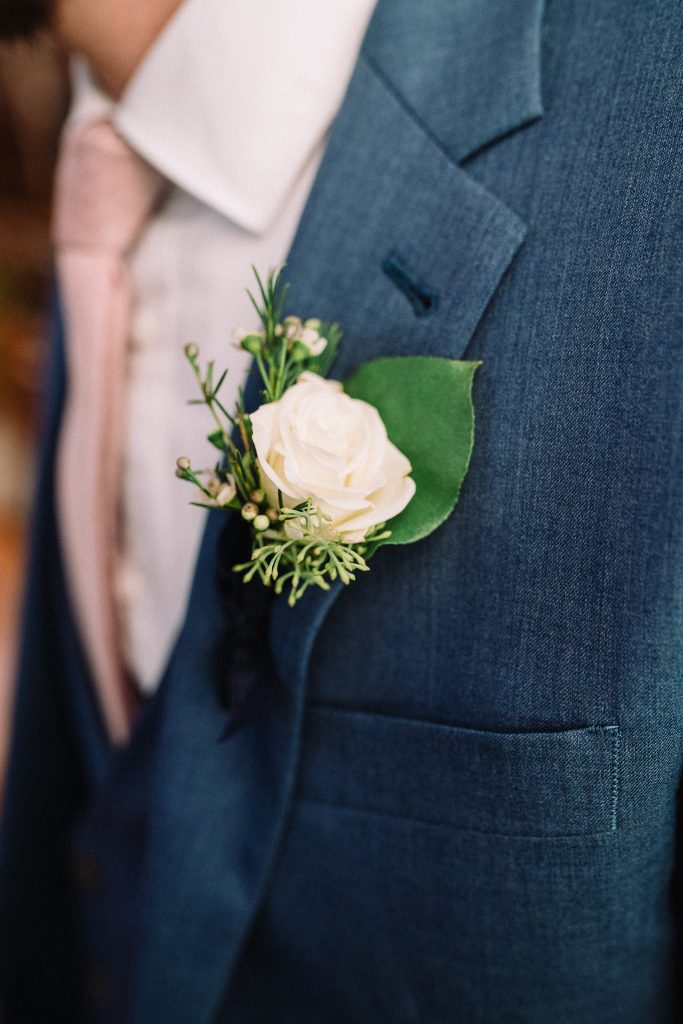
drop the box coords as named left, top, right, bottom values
left=1, top=0, right=682, bottom=1021
left=68, top=697, right=163, bottom=1024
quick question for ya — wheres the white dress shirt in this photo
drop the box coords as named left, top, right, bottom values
left=66, top=0, right=377, bottom=693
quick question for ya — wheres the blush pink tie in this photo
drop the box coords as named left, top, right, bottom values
left=53, top=119, right=166, bottom=744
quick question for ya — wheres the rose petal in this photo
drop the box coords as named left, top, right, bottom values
left=250, top=372, right=414, bottom=533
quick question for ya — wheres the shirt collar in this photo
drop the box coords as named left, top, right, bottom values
left=68, top=0, right=377, bottom=235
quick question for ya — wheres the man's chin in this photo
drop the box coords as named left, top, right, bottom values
left=0, top=0, right=53, bottom=40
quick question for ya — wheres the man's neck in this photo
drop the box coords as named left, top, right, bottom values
left=56, top=0, right=184, bottom=99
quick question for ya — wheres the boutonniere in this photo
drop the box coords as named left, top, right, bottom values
left=176, top=268, right=481, bottom=607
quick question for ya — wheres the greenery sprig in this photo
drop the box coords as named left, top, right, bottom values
left=235, top=502, right=391, bottom=606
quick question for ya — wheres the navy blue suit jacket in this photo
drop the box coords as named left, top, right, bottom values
left=1, top=1, right=682, bottom=1021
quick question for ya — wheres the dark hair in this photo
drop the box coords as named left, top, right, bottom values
left=0, top=0, right=53, bottom=40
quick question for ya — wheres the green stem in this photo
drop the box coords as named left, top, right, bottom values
left=254, top=350, right=271, bottom=399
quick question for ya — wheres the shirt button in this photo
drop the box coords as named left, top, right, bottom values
left=70, top=851, right=101, bottom=893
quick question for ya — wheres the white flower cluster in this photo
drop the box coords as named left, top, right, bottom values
left=204, top=472, right=236, bottom=507
left=235, top=317, right=327, bottom=358
left=277, top=316, right=328, bottom=357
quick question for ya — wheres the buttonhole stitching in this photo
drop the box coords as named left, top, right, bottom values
left=607, top=726, right=620, bottom=832
left=382, top=251, right=439, bottom=317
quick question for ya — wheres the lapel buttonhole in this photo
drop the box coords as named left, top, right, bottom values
left=383, top=251, right=440, bottom=318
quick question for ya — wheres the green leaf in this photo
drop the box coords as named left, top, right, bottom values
left=344, top=356, right=482, bottom=546
left=207, top=428, right=227, bottom=451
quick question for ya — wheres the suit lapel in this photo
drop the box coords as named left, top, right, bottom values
left=363, top=0, right=544, bottom=164
left=268, top=28, right=541, bottom=696
left=133, top=2, right=544, bottom=1020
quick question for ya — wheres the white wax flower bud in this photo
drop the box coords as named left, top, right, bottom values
left=253, top=514, right=270, bottom=532
left=176, top=456, right=190, bottom=471
left=214, top=482, right=236, bottom=506
left=205, top=474, right=236, bottom=506
left=283, top=315, right=302, bottom=340
left=205, top=473, right=222, bottom=496
left=298, top=327, right=327, bottom=356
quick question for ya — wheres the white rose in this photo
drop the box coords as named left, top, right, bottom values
left=250, top=372, right=415, bottom=542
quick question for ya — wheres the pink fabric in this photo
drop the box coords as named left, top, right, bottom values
left=54, top=120, right=166, bottom=744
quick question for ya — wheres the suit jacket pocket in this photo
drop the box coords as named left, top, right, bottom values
left=298, top=706, right=620, bottom=838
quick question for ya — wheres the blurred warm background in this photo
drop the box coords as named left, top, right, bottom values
left=0, top=35, right=68, bottom=780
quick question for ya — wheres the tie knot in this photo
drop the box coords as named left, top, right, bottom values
left=53, top=118, right=167, bottom=254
